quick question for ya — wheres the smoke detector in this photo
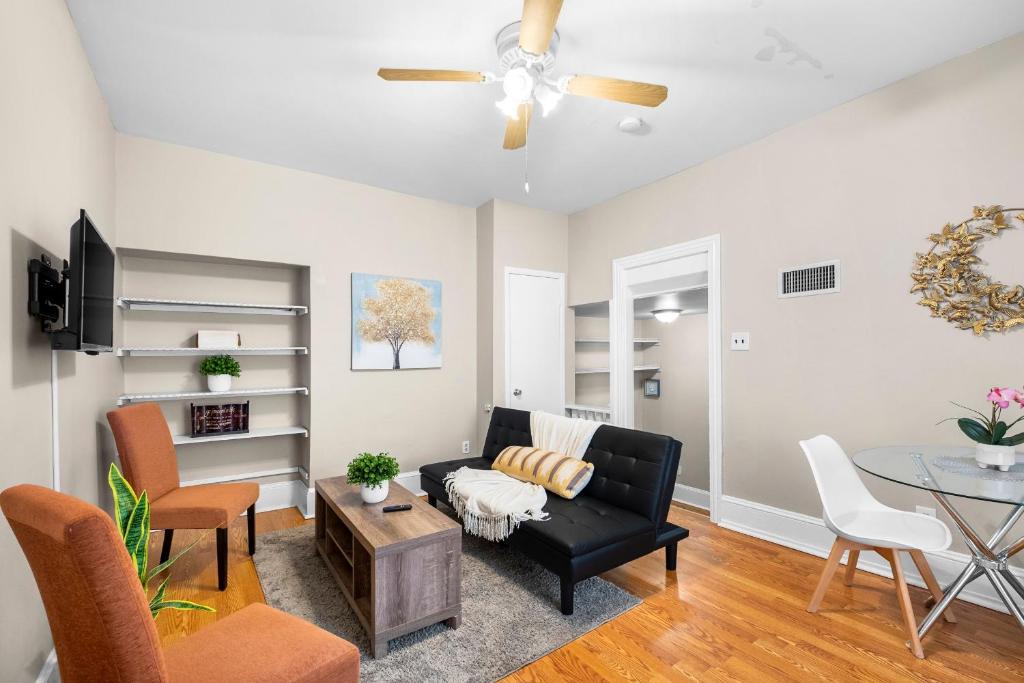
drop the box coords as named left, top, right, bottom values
left=618, top=116, right=646, bottom=134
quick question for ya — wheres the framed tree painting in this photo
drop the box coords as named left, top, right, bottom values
left=351, top=273, right=442, bottom=370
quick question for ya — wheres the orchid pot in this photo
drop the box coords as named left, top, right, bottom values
left=974, top=443, right=1016, bottom=472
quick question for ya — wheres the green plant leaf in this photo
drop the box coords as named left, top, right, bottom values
left=346, top=451, right=400, bottom=487
left=1000, top=432, right=1024, bottom=446
left=957, top=417, right=992, bottom=444
left=148, top=576, right=170, bottom=612
left=147, top=532, right=208, bottom=582
left=151, top=600, right=216, bottom=614
left=123, top=491, right=151, bottom=584
left=199, top=354, right=241, bottom=377
left=992, top=421, right=1009, bottom=444
left=108, top=463, right=138, bottom=538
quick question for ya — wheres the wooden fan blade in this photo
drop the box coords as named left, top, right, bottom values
left=503, top=102, right=533, bottom=150
left=519, top=0, right=563, bottom=55
left=566, top=74, right=668, bottom=107
left=377, top=68, right=485, bottom=82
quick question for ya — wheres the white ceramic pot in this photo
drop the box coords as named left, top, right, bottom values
left=975, top=443, right=1016, bottom=472
left=207, top=374, right=232, bottom=392
left=360, top=481, right=389, bottom=504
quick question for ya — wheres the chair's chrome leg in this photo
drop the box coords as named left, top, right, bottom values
left=918, top=565, right=982, bottom=638
left=983, top=568, right=1024, bottom=630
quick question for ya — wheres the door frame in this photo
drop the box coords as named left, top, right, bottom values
left=610, top=235, right=723, bottom=522
left=504, top=267, right=567, bottom=412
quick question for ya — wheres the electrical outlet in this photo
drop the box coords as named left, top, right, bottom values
left=462, top=440, right=471, bottom=454
left=730, top=332, right=750, bottom=351
left=915, top=505, right=936, bottom=518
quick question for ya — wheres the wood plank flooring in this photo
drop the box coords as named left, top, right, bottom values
left=150, top=504, right=1024, bottom=681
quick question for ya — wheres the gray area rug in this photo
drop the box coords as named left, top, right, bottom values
left=254, top=517, right=641, bottom=683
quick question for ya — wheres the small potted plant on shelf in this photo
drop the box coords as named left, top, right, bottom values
left=199, top=354, right=241, bottom=393
left=942, top=387, right=1024, bottom=471
left=347, top=451, right=401, bottom=504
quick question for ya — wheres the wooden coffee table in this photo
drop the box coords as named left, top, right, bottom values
left=314, top=477, right=462, bottom=658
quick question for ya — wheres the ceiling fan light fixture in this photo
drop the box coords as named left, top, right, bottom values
left=535, top=82, right=563, bottom=117
left=652, top=308, right=682, bottom=324
left=502, top=66, right=536, bottom=101
left=496, top=95, right=522, bottom=120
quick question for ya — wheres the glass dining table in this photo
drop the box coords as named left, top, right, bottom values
left=853, top=446, right=1024, bottom=638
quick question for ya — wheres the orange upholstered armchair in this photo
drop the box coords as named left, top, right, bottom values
left=107, top=403, right=259, bottom=590
left=1, top=484, right=359, bottom=683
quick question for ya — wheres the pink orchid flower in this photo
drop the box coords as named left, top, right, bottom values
left=987, top=387, right=1023, bottom=409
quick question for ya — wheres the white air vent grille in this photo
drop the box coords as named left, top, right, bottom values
left=778, top=260, right=840, bottom=298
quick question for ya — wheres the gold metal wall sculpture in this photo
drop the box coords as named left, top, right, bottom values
left=911, top=205, right=1024, bottom=335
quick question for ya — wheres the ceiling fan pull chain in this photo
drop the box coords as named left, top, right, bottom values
left=524, top=137, right=530, bottom=194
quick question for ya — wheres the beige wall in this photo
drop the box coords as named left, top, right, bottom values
left=115, top=135, right=478, bottom=484
left=476, top=199, right=568, bottom=443
left=639, top=316, right=710, bottom=491
left=568, top=33, right=1024, bottom=547
left=0, top=1, right=120, bottom=681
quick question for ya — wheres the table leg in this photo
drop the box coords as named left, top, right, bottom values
left=998, top=568, right=1024, bottom=601
left=918, top=566, right=982, bottom=638
left=983, top=568, right=1024, bottom=630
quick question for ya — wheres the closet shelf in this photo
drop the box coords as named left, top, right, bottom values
left=564, top=403, right=611, bottom=413
left=118, top=346, right=308, bottom=357
left=172, top=425, right=308, bottom=445
left=117, top=386, right=309, bottom=406
left=118, top=297, right=307, bottom=316
left=575, top=338, right=660, bottom=346
left=575, top=365, right=661, bottom=375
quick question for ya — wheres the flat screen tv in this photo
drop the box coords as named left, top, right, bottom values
left=51, top=210, right=115, bottom=354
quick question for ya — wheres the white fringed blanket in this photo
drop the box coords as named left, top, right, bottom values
left=444, top=411, right=599, bottom=541
left=443, top=467, right=548, bottom=541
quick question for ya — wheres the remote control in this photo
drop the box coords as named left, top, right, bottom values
left=382, top=504, right=412, bottom=513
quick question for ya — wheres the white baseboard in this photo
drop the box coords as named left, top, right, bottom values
left=673, top=484, right=710, bottom=511
left=254, top=480, right=307, bottom=514
left=395, top=470, right=425, bottom=496
left=302, top=486, right=315, bottom=519
left=718, top=495, right=1022, bottom=615
left=35, top=648, right=58, bottom=683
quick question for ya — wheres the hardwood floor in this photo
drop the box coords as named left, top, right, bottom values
left=150, top=504, right=1024, bottom=681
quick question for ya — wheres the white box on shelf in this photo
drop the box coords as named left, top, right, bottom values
left=197, top=330, right=241, bottom=349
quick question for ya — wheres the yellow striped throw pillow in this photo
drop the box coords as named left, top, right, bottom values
left=492, top=446, right=594, bottom=499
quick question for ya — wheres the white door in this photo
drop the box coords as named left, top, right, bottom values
left=505, top=268, right=565, bottom=414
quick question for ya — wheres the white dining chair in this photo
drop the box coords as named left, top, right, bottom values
left=799, top=435, right=955, bottom=658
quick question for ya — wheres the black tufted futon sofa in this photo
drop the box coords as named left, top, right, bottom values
left=419, top=407, right=689, bottom=614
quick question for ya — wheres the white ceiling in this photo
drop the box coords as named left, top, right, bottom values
left=67, top=1, right=1024, bottom=213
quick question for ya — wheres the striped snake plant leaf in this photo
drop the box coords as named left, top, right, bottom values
left=147, top=533, right=206, bottom=583
left=148, top=576, right=171, bottom=617
left=123, top=490, right=151, bottom=584
left=108, top=463, right=138, bottom=537
left=150, top=600, right=216, bottom=616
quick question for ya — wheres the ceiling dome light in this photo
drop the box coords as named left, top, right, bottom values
left=652, top=309, right=682, bottom=324
left=502, top=66, right=536, bottom=101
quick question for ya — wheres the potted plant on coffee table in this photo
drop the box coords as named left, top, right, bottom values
left=347, top=452, right=401, bottom=504
left=199, top=354, right=241, bottom=392
left=943, top=387, right=1024, bottom=471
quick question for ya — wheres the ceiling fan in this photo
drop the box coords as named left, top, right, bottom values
left=378, top=0, right=668, bottom=151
